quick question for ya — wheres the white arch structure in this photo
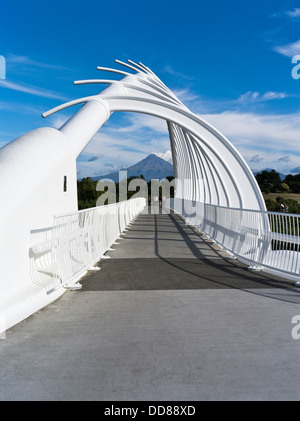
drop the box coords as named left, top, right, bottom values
left=43, top=59, right=266, bottom=210
left=0, top=59, right=298, bottom=333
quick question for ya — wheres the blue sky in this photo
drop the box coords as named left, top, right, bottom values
left=1, top=0, right=300, bottom=177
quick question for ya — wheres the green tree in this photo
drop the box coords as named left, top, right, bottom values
left=279, top=183, right=289, bottom=193
left=265, top=198, right=281, bottom=212
left=77, top=177, right=98, bottom=209
left=283, top=174, right=300, bottom=193
left=255, top=169, right=282, bottom=193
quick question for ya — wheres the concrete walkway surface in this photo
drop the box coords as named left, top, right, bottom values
left=1, top=209, right=300, bottom=401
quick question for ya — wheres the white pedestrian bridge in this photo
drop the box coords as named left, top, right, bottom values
left=0, top=59, right=299, bottom=335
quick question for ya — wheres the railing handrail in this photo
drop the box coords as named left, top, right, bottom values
left=53, top=198, right=140, bottom=218
left=180, top=199, right=300, bottom=219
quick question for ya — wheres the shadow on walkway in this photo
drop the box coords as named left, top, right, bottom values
left=81, top=209, right=300, bottom=303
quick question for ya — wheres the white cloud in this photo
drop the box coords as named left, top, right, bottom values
left=163, top=65, right=194, bottom=81
left=88, top=154, right=104, bottom=162
left=273, top=40, right=300, bottom=57
left=238, top=91, right=288, bottom=103
left=173, top=88, right=200, bottom=102
left=0, top=79, right=67, bottom=100
left=250, top=154, right=263, bottom=163
left=113, top=113, right=168, bottom=135
left=74, top=110, right=174, bottom=178
left=75, top=105, right=300, bottom=177
left=7, top=54, right=70, bottom=71
left=198, top=110, right=300, bottom=172
left=153, top=150, right=173, bottom=163
left=278, top=155, right=291, bottom=162
left=200, top=111, right=300, bottom=145
left=262, top=91, right=288, bottom=100
left=77, top=129, right=166, bottom=178
left=0, top=99, right=43, bottom=115
left=69, top=89, right=300, bottom=177
left=286, top=8, right=300, bottom=18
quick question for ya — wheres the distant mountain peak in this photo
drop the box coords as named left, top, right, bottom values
left=92, top=154, right=174, bottom=182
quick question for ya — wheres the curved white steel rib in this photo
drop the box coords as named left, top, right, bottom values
left=43, top=59, right=266, bottom=211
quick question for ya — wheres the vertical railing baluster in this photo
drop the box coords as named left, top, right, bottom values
left=51, top=198, right=146, bottom=287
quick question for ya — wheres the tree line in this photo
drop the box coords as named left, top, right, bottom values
left=255, top=169, right=300, bottom=214
left=77, top=170, right=300, bottom=214
left=77, top=175, right=175, bottom=210
left=255, top=169, right=300, bottom=194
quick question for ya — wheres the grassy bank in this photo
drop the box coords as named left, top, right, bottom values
left=263, top=193, right=300, bottom=205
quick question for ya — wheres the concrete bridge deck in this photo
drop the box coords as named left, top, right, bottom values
left=1, top=209, right=300, bottom=401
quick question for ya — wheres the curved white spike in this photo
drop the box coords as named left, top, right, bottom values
left=115, top=59, right=143, bottom=74
left=74, top=79, right=128, bottom=94
left=73, top=79, right=126, bottom=88
left=128, top=59, right=150, bottom=73
left=97, top=66, right=134, bottom=77
left=121, top=82, right=181, bottom=105
left=134, top=79, right=183, bottom=105
left=138, top=62, right=154, bottom=75
left=42, top=95, right=100, bottom=118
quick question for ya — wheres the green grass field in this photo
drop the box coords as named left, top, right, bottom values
left=263, top=193, right=300, bottom=204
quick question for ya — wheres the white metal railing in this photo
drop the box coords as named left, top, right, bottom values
left=167, top=198, right=300, bottom=279
left=51, top=197, right=146, bottom=287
